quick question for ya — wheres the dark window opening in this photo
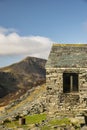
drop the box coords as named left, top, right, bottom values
left=63, top=73, right=78, bottom=93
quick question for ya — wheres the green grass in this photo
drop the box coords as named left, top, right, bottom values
left=40, top=118, right=71, bottom=130
left=49, top=118, right=70, bottom=126
left=4, top=113, right=47, bottom=129
left=4, top=114, right=73, bottom=130
left=25, top=113, right=47, bottom=124
left=5, top=120, right=18, bottom=128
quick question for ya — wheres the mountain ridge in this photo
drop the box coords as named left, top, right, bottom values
left=0, top=56, right=46, bottom=106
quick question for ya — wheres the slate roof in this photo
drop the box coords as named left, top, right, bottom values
left=46, top=44, right=87, bottom=68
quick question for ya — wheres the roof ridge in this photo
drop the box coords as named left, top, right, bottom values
left=53, top=43, right=87, bottom=46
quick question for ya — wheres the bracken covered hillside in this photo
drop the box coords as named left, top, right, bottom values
left=0, top=57, right=46, bottom=106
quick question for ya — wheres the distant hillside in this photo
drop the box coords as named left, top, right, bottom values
left=0, top=57, right=46, bottom=106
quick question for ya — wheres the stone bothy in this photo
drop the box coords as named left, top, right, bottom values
left=46, top=44, right=87, bottom=114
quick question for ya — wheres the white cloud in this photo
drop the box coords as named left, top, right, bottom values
left=0, top=27, right=53, bottom=59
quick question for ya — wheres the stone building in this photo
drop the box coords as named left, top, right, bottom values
left=46, top=44, right=87, bottom=114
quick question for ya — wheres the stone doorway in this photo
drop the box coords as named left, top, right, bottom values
left=63, top=73, right=78, bottom=93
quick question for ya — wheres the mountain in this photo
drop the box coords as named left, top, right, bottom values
left=0, top=57, right=46, bottom=106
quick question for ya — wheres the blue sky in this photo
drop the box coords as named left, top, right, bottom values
left=0, top=0, right=87, bottom=67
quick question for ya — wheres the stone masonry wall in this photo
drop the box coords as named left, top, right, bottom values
left=46, top=68, right=87, bottom=114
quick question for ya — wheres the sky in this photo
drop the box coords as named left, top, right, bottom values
left=0, top=0, right=87, bottom=67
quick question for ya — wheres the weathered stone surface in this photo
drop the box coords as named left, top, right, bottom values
left=17, top=128, right=24, bottom=130
left=81, top=126, right=87, bottom=130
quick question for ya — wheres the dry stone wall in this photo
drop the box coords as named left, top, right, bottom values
left=46, top=68, right=87, bottom=114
